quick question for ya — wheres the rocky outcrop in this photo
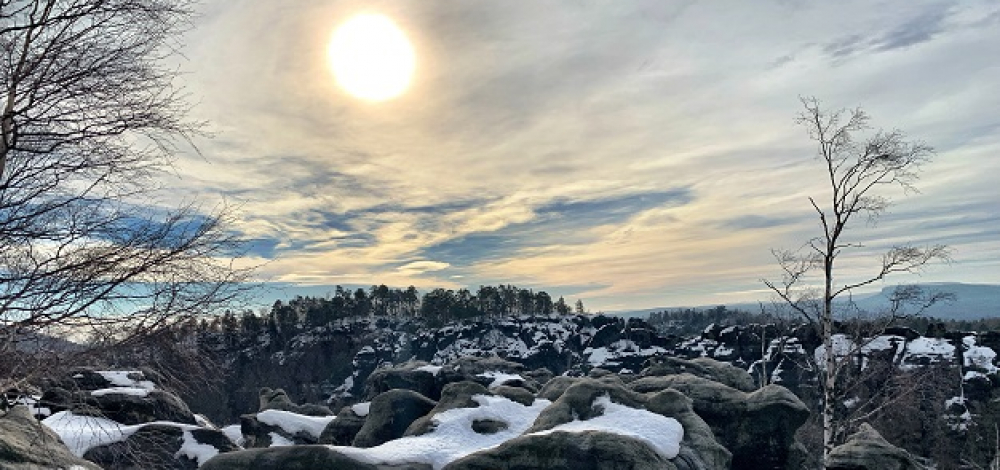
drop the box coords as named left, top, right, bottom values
left=639, top=356, right=756, bottom=392
left=629, top=373, right=808, bottom=470
left=405, top=381, right=491, bottom=436
left=827, top=423, right=931, bottom=470
left=83, top=423, right=238, bottom=470
left=258, top=388, right=332, bottom=416
left=73, top=389, right=197, bottom=425
left=0, top=405, right=102, bottom=470
left=353, top=389, right=437, bottom=447
left=442, top=431, right=677, bottom=470
left=319, top=405, right=368, bottom=445
left=200, top=445, right=431, bottom=470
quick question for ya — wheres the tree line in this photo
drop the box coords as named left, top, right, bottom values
left=192, top=284, right=585, bottom=350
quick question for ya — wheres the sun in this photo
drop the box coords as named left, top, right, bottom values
left=327, top=14, right=415, bottom=102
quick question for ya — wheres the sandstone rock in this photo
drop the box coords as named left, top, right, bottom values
left=442, top=430, right=677, bottom=470
left=73, top=389, right=196, bottom=425
left=319, top=405, right=367, bottom=445
left=491, top=385, right=535, bottom=406
left=83, top=423, right=238, bottom=470
left=354, top=389, right=436, bottom=447
left=537, top=376, right=580, bottom=401
left=630, top=373, right=808, bottom=470
left=646, top=389, right=731, bottom=470
left=363, top=361, right=441, bottom=401
left=258, top=388, right=332, bottom=416
left=827, top=423, right=930, bottom=470
left=0, top=405, right=101, bottom=470
left=527, top=378, right=646, bottom=434
left=639, top=357, right=756, bottom=392
left=200, top=445, right=431, bottom=470
left=405, top=381, right=489, bottom=436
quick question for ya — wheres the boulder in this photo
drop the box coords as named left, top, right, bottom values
left=0, top=405, right=102, bottom=470
left=405, top=381, right=489, bottom=436
left=527, top=378, right=646, bottom=434
left=258, top=388, right=332, bottom=416
left=442, top=430, right=677, bottom=470
left=630, top=374, right=808, bottom=470
left=319, top=405, right=367, bottom=445
left=200, top=445, right=431, bottom=470
left=353, top=389, right=436, bottom=447
left=646, top=389, right=731, bottom=470
left=491, top=385, right=535, bottom=406
left=827, top=423, right=930, bottom=470
left=523, top=368, right=554, bottom=386
left=536, top=376, right=580, bottom=401
left=73, top=389, right=197, bottom=425
left=639, top=357, right=756, bottom=392
left=588, top=324, right=624, bottom=349
left=363, top=361, right=441, bottom=401
left=83, top=423, right=238, bottom=470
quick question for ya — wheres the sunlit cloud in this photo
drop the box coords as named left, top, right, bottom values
left=166, top=0, right=1000, bottom=309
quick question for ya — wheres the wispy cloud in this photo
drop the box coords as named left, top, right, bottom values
left=166, top=0, right=1000, bottom=309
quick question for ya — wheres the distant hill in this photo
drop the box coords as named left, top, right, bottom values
left=608, top=283, right=1000, bottom=321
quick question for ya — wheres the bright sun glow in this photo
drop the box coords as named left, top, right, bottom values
left=328, top=14, right=415, bottom=102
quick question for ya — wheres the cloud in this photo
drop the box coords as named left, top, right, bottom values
left=166, top=0, right=1000, bottom=309
left=397, top=260, right=451, bottom=275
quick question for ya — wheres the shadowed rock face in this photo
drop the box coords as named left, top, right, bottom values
left=405, top=381, right=491, bottom=437
left=73, top=389, right=197, bottom=425
left=353, top=389, right=437, bottom=448
left=827, top=423, right=931, bottom=470
left=628, top=373, right=809, bottom=470
left=199, top=445, right=432, bottom=470
left=320, top=405, right=368, bottom=445
left=83, top=424, right=239, bottom=470
left=442, top=430, right=677, bottom=470
left=0, top=405, right=102, bottom=470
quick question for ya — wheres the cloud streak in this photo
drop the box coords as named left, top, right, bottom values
left=168, top=0, right=1000, bottom=309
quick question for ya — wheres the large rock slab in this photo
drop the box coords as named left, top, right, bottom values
left=442, top=430, right=677, bottom=470
left=258, top=388, right=333, bottom=416
left=83, top=423, right=238, bottom=470
left=639, top=357, right=756, bottom=392
left=0, top=405, right=101, bottom=470
left=405, top=381, right=491, bottom=436
left=73, top=389, right=196, bottom=425
left=200, top=445, right=431, bottom=470
left=353, top=389, right=436, bottom=448
left=827, top=423, right=930, bottom=470
left=319, top=405, right=368, bottom=445
left=629, top=373, right=808, bottom=470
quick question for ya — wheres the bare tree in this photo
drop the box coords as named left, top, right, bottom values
left=0, top=0, right=251, bottom=392
left=763, top=97, right=951, bottom=461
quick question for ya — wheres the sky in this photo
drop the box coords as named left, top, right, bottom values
left=167, top=0, right=1000, bottom=311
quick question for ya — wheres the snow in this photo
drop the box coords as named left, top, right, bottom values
left=352, top=402, right=371, bottom=417
left=221, top=424, right=245, bottom=446
left=91, top=387, right=150, bottom=397
left=95, top=371, right=156, bottom=390
left=256, top=409, right=336, bottom=439
left=945, top=396, right=967, bottom=408
left=42, top=411, right=134, bottom=456
left=714, top=345, right=734, bottom=357
left=963, top=336, right=998, bottom=374
left=476, top=371, right=524, bottom=389
left=176, top=430, right=220, bottom=465
left=194, top=414, right=215, bottom=429
left=43, top=411, right=203, bottom=457
left=331, top=395, right=550, bottom=470
left=269, top=432, right=294, bottom=447
left=531, top=395, right=683, bottom=460
left=965, top=370, right=988, bottom=381
left=416, top=365, right=443, bottom=376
